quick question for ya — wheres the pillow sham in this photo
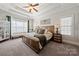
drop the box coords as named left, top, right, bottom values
left=44, top=31, right=52, bottom=41
left=38, top=28, right=45, bottom=34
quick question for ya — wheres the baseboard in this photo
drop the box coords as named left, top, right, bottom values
left=0, top=39, right=9, bottom=43
left=63, top=40, right=79, bottom=47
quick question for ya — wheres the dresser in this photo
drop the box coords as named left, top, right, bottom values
left=53, top=33, right=62, bottom=43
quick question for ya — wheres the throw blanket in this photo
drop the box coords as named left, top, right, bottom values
left=34, top=34, right=46, bottom=47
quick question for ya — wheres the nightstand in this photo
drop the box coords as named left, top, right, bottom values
left=53, top=33, right=62, bottom=43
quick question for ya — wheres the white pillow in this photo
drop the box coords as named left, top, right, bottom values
left=44, top=29, right=51, bottom=34
left=44, top=32, right=52, bottom=40
left=44, top=31, right=52, bottom=40
left=44, top=29, right=47, bottom=34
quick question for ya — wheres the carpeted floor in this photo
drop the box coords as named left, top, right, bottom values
left=0, top=38, right=38, bottom=56
left=39, top=42, right=79, bottom=56
left=0, top=38, right=79, bottom=56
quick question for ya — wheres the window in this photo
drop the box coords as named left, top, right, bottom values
left=11, top=20, right=27, bottom=34
left=60, top=17, right=72, bottom=35
left=16, top=21, right=23, bottom=32
left=29, top=20, right=34, bottom=32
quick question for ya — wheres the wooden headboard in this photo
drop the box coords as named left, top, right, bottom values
left=40, top=25, right=54, bottom=34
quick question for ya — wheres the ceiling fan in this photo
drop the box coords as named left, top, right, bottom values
left=24, top=3, right=39, bottom=13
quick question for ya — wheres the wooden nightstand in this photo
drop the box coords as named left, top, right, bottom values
left=53, top=33, right=62, bottom=43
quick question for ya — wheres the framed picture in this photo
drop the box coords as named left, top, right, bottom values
left=40, top=18, right=51, bottom=25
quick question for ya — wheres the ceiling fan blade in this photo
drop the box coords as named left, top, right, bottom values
left=32, top=4, right=39, bottom=7
left=33, top=8, right=38, bottom=12
left=29, top=9, right=32, bottom=12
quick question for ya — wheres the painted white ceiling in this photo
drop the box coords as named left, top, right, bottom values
left=0, top=3, right=32, bottom=20
left=33, top=3, right=79, bottom=16
left=33, top=4, right=79, bottom=20
left=0, top=3, right=79, bottom=20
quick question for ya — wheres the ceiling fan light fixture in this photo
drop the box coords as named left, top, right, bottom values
left=29, top=6, right=33, bottom=9
left=24, top=3, right=39, bottom=13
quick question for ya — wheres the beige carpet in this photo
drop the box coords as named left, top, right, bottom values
left=0, top=38, right=79, bottom=56
left=0, top=38, right=38, bottom=56
left=39, top=42, right=79, bottom=56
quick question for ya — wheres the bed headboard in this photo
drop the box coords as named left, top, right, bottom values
left=40, top=25, right=54, bottom=34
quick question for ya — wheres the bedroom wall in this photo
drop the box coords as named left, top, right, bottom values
left=33, top=6, right=79, bottom=46
left=0, top=10, right=6, bottom=21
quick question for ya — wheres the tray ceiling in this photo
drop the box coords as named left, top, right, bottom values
left=0, top=3, right=79, bottom=20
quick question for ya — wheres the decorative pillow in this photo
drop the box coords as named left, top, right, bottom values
left=45, top=31, right=52, bottom=34
left=44, top=31, right=53, bottom=40
left=44, top=29, right=47, bottom=34
left=34, top=27, right=39, bottom=33
left=34, top=28, right=38, bottom=33
left=38, top=28, right=45, bottom=34
left=44, top=29, right=49, bottom=34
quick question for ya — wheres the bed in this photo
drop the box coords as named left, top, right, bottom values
left=22, top=25, right=54, bottom=53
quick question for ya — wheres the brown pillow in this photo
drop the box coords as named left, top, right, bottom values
left=38, top=28, right=45, bottom=34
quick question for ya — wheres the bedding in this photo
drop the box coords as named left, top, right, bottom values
left=37, top=28, right=45, bottom=34
left=25, top=31, right=52, bottom=49
left=44, top=30, right=53, bottom=41
left=26, top=31, right=52, bottom=41
left=34, top=34, right=46, bottom=47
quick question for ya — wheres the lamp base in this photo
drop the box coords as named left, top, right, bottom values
left=56, top=28, right=59, bottom=34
